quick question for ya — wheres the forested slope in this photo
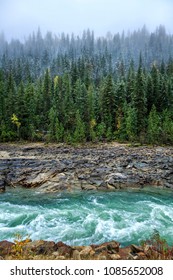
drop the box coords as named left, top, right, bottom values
left=0, top=25, right=173, bottom=144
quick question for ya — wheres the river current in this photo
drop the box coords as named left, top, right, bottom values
left=0, top=188, right=173, bottom=246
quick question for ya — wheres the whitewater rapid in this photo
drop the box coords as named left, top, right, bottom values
left=0, top=188, right=173, bottom=246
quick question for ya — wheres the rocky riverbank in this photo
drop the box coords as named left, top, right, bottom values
left=1, top=238, right=172, bottom=260
left=0, top=142, right=173, bottom=193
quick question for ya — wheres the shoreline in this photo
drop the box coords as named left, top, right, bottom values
left=0, top=239, right=145, bottom=260
left=0, top=235, right=172, bottom=260
left=1, top=142, right=173, bottom=193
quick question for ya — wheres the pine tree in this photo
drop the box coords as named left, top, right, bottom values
left=161, top=109, right=173, bottom=144
left=16, top=82, right=28, bottom=139
left=150, top=64, right=161, bottom=111
left=116, top=102, right=128, bottom=141
left=74, top=80, right=89, bottom=125
left=88, top=85, right=96, bottom=141
left=11, top=114, right=21, bottom=139
left=126, top=106, right=137, bottom=142
left=42, top=69, right=52, bottom=127
left=24, top=83, right=36, bottom=140
left=63, top=74, right=75, bottom=131
left=5, top=72, right=17, bottom=126
left=55, top=117, right=64, bottom=142
left=100, top=74, right=116, bottom=134
left=132, top=54, right=147, bottom=139
left=96, top=122, right=106, bottom=141
left=48, top=106, right=56, bottom=141
left=146, top=74, right=154, bottom=114
left=73, top=110, right=85, bottom=143
left=147, top=105, right=160, bottom=144
left=0, top=71, right=5, bottom=124
left=126, top=60, right=135, bottom=104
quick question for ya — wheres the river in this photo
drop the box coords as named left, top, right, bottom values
left=0, top=188, right=173, bottom=247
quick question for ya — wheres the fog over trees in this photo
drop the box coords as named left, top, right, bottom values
left=0, top=26, right=173, bottom=144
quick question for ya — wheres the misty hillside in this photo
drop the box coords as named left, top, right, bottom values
left=0, top=26, right=173, bottom=144
left=0, top=26, right=173, bottom=81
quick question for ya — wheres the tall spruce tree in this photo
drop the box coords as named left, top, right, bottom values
left=147, top=105, right=160, bottom=144
left=101, top=74, right=116, bottom=135
left=132, top=54, right=147, bottom=139
left=73, top=110, right=85, bottom=143
left=126, top=106, right=137, bottom=142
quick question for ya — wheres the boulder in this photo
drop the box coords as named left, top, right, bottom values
left=72, top=250, right=81, bottom=260
left=96, top=252, right=108, bottom=260
left=109, top=253, right=121, bottom=260
left=56, top=241, right=73, bottom=258
left=92, top=241, right=120, bottom=255
left=130, top=244, right=144, bottom=253
left=0, top=241, right=14, bottom=257
left=23, top=240, right=57, bottom=255
left=79, top=246, right=95, bottom=259
left=119, top=246, right=131, bottom=259
left=128, top=244, right=147, bottom=260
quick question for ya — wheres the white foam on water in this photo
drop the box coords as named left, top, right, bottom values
left=1, top=190, right=173, bottom=246
left=90, top=197, right=104, bottom=207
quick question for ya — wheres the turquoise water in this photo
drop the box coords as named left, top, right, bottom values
left=0, top=188, right=173, bottom=247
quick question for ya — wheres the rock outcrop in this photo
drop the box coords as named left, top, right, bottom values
left=1, top=143, right=173, bottom=193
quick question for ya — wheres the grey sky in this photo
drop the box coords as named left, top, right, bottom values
left=0, top=0, right=173, bottom=41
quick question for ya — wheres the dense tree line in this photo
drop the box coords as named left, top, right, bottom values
left=0, top=26, right=173, bottom=144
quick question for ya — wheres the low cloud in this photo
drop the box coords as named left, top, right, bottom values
left=0, top=0, right=173, bottom=41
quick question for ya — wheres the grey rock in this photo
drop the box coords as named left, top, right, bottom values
left=1, top=143, right=173, bottom=193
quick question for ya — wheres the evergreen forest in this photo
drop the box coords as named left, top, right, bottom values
left=0, top=25, right=173, bottom=144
